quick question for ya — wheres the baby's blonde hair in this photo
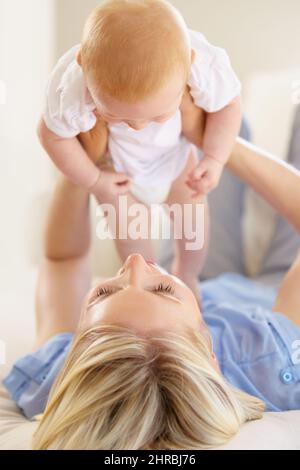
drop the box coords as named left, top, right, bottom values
left=32, top=324, right=265, bottom=450
left=80, top=0, right=192, bottom=103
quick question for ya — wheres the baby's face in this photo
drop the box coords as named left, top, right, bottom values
left=89, top=73, right=186, bottom=130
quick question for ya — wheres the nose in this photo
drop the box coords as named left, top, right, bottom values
left=121, top=253, right=151, bottom=286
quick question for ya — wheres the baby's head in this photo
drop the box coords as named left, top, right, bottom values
left=77, top=0, right=195, bottom=129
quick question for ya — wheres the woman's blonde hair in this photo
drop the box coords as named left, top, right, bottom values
left=32, top=324, right=265, bottom=450
left=80, top=0, right=192, bottom=103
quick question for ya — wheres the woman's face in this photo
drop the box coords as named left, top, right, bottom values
left=79, top=254, right=219, bottom=368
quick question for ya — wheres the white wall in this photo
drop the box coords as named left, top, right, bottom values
left=55, top=0, right=300, bottom=151
left=0, top=0, right=56, bottom=286
left=55, top=0, right=300, bottom=84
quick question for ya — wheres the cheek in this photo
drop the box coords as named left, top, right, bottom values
left=154, top=117, right=169, bottom=123
left=107, top=119, right=123, bottom=125
left=154, top=109, right=180, bottom=123
left=95, top=106, right=120, bottom=123
left=153, top=112, right=169, bottom=122
left=99, top=115, right=122, bottom=124
left=80, top=289, right=95, bottom=315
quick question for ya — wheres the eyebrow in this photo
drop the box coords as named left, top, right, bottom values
left=104, top=108, right=177, bottom=121
left=102, top=87, right=186, bottom=121
left=105, top=110, right=175, bottom=120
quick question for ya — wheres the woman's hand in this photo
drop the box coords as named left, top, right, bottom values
left=78, top=112, right=109, bottom=165
left=180, top=86, right=206, bottom=149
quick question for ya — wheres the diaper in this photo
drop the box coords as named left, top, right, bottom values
left=130, top=182, right=172, bottom=206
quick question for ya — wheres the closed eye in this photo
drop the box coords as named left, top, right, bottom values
left=151, top=283, right=175, bottom=295
left=154, top=111, right=178, bottom=122
left=88, top=283, right=177, bottom=306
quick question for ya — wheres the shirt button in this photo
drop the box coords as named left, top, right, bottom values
left=280, top=370, right=293, bottom=384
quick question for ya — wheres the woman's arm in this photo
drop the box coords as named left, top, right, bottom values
left=228, top=137, right=300, bottom=233
left=34, top=178, right=92, bottom=351
left=180, top=86, right=206, bottom=148
left=34, top=118, right=109, bottom=350
left=273, top=251, right=300, bottom=328
left=228, top=138, right=300, bottom=328
left=44, top=177, right=91, bottom=261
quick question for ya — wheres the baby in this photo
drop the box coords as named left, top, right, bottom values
left=38, top=0, right=242, bottom=298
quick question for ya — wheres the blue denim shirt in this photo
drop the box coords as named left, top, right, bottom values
left=3, top=273, right=300, bottom=419
left=202, top=274, right=300, bottom=412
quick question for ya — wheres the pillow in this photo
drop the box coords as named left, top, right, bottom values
left=0, top=386, right=37, bottom=450
left=220, top=410, right=300, bottom=450
left=0, top=385, right=299, bottom=450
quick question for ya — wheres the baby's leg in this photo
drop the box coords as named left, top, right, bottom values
left=97, top=189, right=156, bottom=263
left=79, top=120, right=155, bottom=262
left=165, top=150, right=210, bottom=302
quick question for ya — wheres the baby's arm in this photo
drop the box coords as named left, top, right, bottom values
left=37, top=118, right=102, bottom=190
left=38, top=117, right=131, bottom=198
left=202, top=95, right=242, bottom=166
left=187, top=95, right=242, bottom=196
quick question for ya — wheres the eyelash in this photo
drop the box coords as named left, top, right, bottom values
left=153, top=283, right=175, bottom=295
left=96, top=287, right=114, bottom=296
left=95, top=283, right=175, bottom=298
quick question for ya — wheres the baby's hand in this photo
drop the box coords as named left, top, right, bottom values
left=186, top=155, right=224, bottom=197
left=92, top=168, right=132, bottom=200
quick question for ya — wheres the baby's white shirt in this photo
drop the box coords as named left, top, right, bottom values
left=43, top=29, right=241, bottom=187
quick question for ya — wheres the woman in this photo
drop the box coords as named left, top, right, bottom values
left=2, top=96, right=300, bottom=450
